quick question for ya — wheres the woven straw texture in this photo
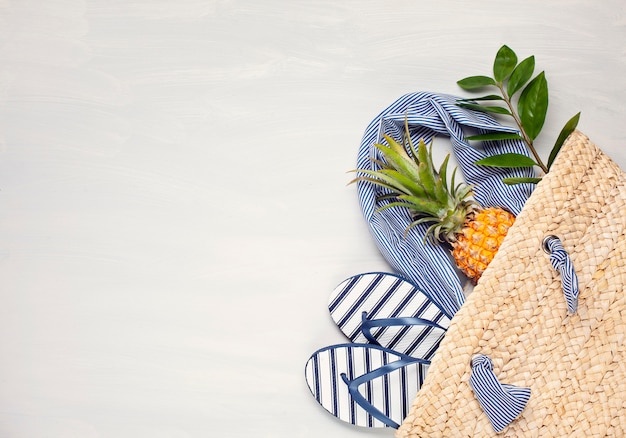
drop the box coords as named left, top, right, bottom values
left=396, top=131, right=626, bottom=437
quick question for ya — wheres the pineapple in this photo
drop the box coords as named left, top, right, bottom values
left=351, top=133, right=515, bottom=284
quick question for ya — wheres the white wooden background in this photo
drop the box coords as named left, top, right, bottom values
left=1, top=1, right=624, bottom=437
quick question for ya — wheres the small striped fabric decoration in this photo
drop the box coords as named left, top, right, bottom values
left=544, top=235, right=579, bottom=314
left=305, top=344, right=430, bottom=428
left=469, top=355, right=531, bottom=433
left=356, top=92, right=535, bottom=316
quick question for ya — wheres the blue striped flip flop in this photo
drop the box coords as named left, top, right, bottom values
left=305, top=343, right=430, bottom=428
left=329, top=272, right=451, bottom=359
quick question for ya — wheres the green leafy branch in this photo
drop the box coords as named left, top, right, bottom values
left=457, top=45, right=580, bottom=185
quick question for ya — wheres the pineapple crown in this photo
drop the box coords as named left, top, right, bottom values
left=350, top=131, right=477, bottom=243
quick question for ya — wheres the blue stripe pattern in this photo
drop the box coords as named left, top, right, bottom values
left=328, top=272, right=451, bottom=358
left=360, top=312, right=447, bottom=360
left=356, top=92, right=535, bottom=315
left=304, top=343, right=430, bottom=428
left=545, top=236, right=579, bottom=314
left=469, top=355, right=531, bottom=433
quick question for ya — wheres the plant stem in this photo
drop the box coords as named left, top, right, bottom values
left=497, top=83, right=549, bottom=174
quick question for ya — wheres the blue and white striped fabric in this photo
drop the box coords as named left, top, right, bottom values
left=328, top=272, right=451, bottom=358
left=469, top=355, right=531, bottom=433
left=304, top=343, right=430, bottom=428
left=356, top=92, right=535, bottom=316
left=544, top=235, right=579, bottom=314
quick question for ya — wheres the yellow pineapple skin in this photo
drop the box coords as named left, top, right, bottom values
left=451, top=207, right=515, bottom=284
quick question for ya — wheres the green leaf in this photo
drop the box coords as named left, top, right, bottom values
left=377, top=169, right=427, bottom=197
left=502, top=177, right=543, bottom=185
left=416, top=139, right=431, bottom=167
left=418, top=162, right=435, bottom=195
left=373, top=139, right=420, bottom=181
left=457, top=102, right=512, bottom=115
left=547, top=112, right=581, bottom=169
left=347, top=173, right=408, bottom=194
left=406, top=218, right=438, bottom=240
left=493, top=45, right=518, bottom=83
left=398, top=195, right=444, bottom=216
left=465, top=132, right=524, bottom=141
left=458, top=95, right=504, bottom=102
left=507, top=55, right=535, bottom=98
left=375, top=202, right=423, bottom=215
left=455, top=184, right=473, bottom=202
left=416, top=140, right=436, bottom=195
left=376, top=193, right=399, bottom=202
left=517, top=71, right=548, bottom=141
left=449, top=167, right=458, bottom=197
left=410, top=216, right=440, bottom=228
left=475, top=153, right=538, bottom=168
left=438, top=154, right=450, bottom=191
left=457, top=75, right=496, bottom=90
left=433, top=179, right=448, bottom=205
left=383, top=135, right=415, bottom=164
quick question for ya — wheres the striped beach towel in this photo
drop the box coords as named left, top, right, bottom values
left=356, top=91, right=535, bottom=316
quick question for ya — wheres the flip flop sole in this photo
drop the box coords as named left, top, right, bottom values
left=329, top=272, right=451, bottom=358
left=304, top=344, right=428, bottom=428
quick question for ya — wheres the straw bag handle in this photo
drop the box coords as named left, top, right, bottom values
left=543, top=235, right=579, bottom=314
left=469, top=355, right=531, bottom=433
left=468, top=236, right=579, bottom=432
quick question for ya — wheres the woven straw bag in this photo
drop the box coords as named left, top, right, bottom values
left=396, top=130, right=626, bottom=437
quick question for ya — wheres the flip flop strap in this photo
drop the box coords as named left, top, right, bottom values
left=360, top=311, right=447, bottom=345
left=341, top=355, right=430, bottom=429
